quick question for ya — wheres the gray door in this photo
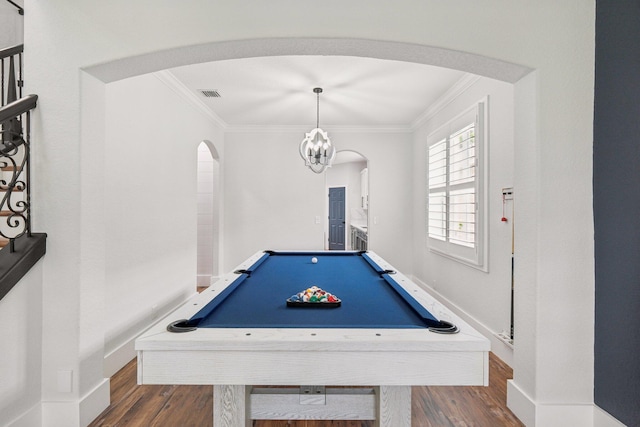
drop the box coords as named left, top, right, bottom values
left=328, top=187, right=346, bottom=250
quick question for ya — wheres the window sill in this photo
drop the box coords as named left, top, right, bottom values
left=0, top=233, right=47, bottom=301
left=428, top=245, right=488, bottom=273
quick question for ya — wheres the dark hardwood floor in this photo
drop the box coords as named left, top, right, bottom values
left=88, top=352, right=524, bottom=427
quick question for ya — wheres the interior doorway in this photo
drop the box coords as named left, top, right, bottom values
left=326, top=151, right=369, bottom=250
left=328, top=187, right=346, bottom=250
left=197, top=141, right=220, bottom=286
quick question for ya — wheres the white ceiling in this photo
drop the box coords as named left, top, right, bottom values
left=169, top=55, right=467, bottom=128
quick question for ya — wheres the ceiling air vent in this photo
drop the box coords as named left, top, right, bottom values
left=199, top=89, right=221, bottom=98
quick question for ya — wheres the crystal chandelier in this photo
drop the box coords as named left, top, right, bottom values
left=299, top=88, right=336, bottom=173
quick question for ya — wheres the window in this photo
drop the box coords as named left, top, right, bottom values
left=427, top=99, right=487, bottom=270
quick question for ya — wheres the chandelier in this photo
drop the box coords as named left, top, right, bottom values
left=299, top=87, right=336, bottom=173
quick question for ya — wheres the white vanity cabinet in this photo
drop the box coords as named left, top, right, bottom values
left=350, top=224, right=368, bottom=251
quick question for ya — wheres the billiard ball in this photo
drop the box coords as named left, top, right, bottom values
left=311, top=257, right=318, bottom=264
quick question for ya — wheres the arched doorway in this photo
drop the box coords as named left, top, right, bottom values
left=196, top=140, right=220, bottom=287
left=326, top=151, right=369, bottom=250
left=82, top=39, right=538, bottom=422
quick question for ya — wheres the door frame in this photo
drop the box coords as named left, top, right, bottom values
left=197, top=140, right=222, bottom=285
left=326, top=185, right=348, bottom=250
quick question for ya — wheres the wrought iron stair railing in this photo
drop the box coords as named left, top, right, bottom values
left=1, top=44, right=37, bottom=252
left=0, top=43, right=45, bottom=302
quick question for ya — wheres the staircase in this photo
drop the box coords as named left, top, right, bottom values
left=0, top=41, right=45, bottom=302
left=0, top=43, right=37, bottom=251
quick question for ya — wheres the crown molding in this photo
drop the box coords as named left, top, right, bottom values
left=153, top=70, right=228, bottom=129
left=154, top=68, right=475, bottom=135
left=411, top=73, right=482, bottom=130
left=224, top=124, right=412, bottom=134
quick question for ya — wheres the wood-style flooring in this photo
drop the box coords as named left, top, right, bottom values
left=88, top=351, right=524, bottom=426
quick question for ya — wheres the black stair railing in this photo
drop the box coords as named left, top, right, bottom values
left=5, top=0, right=23, bottom=15
left=0, top=3, right=47, bottom=302
left=0, top=44, right=37, bottom=252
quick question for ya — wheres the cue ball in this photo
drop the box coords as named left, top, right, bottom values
left=311, top=257, right=318, bottom=264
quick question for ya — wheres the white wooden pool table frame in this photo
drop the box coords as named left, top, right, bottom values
left=135, top=251, right=490, bottom=427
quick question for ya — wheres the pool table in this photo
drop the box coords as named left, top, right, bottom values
left=135, top=251, right=490, bottom=427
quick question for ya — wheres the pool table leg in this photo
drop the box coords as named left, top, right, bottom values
left=213, top=385, right=252, bottom=427
left=376, top=386, right=411, bottom=427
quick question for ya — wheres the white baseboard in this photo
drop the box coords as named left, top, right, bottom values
left=104, top=337, right=137, bottom=378
left=197, top=274, right=211, bottom=287
left=5, top=402, right=42, bottom=427
left=536, top=404, right=595, bottom=427
left=104, top=292, right=199, bottom=378
left=198, top=274, right=222, bottom=287
left=42, top=401, right=79, bottom=427
left=40, top=378, right=110, bottom=427
left=507, top=380, right=626, bottom=427
left=410, top=276, right=514, bottom=366
left=80, top=378, right=110, bottom=426
left=507, top=380, right=536, bottom=426
left=6, top=373, right=108, bottom=427
left=594, top=405, right=627, bottom=427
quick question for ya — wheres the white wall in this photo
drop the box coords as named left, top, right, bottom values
left=21, top=1, right=596, bottom=426
left=0, top=1, right=22, bottom=48
left=0, top=8, right=33, bottom=425
left=222, top=130, right=325, bottom=269
left=103, top=73, right=224, bottom=368
left=330, top=131, right=413, bottom=272
left=223, top=129, right=413, bottom=273
left=0, top=262, right=43, bottom=427
left=412, top=76, right=515, bottom=360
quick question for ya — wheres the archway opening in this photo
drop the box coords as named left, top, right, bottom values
left=196, top=140, right=220, bottom=287
left=83, top=37, right=536, bottom=403
left=326, top=150, right=369, bottom=250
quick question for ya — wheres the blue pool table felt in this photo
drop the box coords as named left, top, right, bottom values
left=187, top=251, right=441, bottom=329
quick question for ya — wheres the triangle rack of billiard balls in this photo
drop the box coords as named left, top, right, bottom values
left=286, top=286, right=341, bottom=308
